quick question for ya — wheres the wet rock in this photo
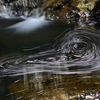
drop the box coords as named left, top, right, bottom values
left=0, top=0, right=99, bottom=19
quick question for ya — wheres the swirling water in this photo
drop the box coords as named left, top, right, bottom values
left=0, top=18, right=100, bottom=100
left=1, top=23, right=100, bottom=76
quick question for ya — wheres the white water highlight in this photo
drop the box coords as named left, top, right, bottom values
left=7, top=16, right=49, bottom=33
left=0, top=5, right=13, bottom=18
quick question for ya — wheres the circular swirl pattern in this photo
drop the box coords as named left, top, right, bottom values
left=54, top=26, right=100, bottom=73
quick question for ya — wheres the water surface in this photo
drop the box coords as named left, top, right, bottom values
left=0, top=17, right=100, bottom=100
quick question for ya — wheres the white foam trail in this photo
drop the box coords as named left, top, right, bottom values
left=7, top=16, right=49, bottom=33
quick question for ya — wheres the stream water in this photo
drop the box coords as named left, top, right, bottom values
left=0, top=17, right=100, bottom=100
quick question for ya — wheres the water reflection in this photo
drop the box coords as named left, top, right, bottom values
left=0, top=18, right=74, bottom=54
left=7, top=17, right=49, bottom=33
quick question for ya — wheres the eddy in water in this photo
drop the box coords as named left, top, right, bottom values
left=1, top=21, right=100, bottom=76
